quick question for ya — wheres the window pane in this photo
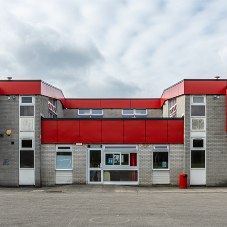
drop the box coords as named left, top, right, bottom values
left=191, top=106, right=205, bottom=116
left=193, top=97, right=204, bottom=103
left=123, top=109, right=134, bottom=114
left=58, top=147, right=71, bottom=150
left=90, top=150, right=101, bottom=168
left=22, top=97, right=32, bottom=103
left=91, top=109, right=102, bottom=114
left=20, top=106, right=34, bottom=116
left=22, top=140, right=32, bottom=148
left=79, top=109, right=90, bottom=114
left=103, top=170, right=138, bottom=181
left=135, top=109, right=146, bottom=114
left=191, top=150, right=205, bottom=168
left=121, top=154, right=129, bottom=165
left=193, top=139, right=203, bottom=148
left=153, top=152, right=168, bottom=169
left=56, top=152, right=72, bottom=169
left=20, top=150, right=34, bottom=168
left=113, top=154, right=120, bottom=165
left=105, top=154, right=113, bottom=165
left=90, top=170, right=101, bottom=182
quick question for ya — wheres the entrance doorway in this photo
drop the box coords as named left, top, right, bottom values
left=88, top=149, right=102, bottom=184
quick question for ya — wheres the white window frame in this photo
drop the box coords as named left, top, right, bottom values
left=152, top=145, right=169, bottom=170
left=122, top=109, right=147, bottom=117
left=78, top=109, right=103, bottom=118
left=56, top=145, right=73, bottom=170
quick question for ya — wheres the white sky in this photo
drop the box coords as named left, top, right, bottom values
left=1, top=0, right=227, bottom=98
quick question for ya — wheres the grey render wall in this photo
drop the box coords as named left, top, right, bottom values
left=57, top=100, right=64, bottom=118
left=0, top=95, right=19, bottom=186
left=63, top=108, right=162, bottom=118
left=41, top=144, right=86, bottom=186
left=206, top=95, right=227, bottom=186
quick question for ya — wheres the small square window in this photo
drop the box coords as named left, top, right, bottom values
left=193, top=139, right=203, bottom=148
left=22, top=140, right=32, bottom=148
left=193, top=97, right=204, bottom=103
left=22, top=97, right=32, bottom=103
left=191, top=105, right=205, bottom=116
left=153, top=152, right=168, bottom=169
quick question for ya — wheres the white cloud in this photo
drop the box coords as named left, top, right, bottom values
left=0, top=0, right=227, bottom=98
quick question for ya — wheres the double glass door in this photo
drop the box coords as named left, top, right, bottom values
left=88, top=150, right=102, bottom=183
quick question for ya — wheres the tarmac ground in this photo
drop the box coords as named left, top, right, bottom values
left=0, top=185, right=227, bottom=227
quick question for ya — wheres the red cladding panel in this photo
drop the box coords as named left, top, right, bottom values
left=131, top=99, right=161, bottom=108
left=70, top=100, right=101, bottom=108
left=124, top=120, right=145, bottom=143
left=146, top=120, right=167, bottom=143
left=41, top=121, right=58, bottom=143
left=167, top=120, right=184, bottom=143
left=61, top=99, right=71, bottom=108
left=101, top=100, right=131, bottom=108
left=80, top=120, right=102, bottom=143
left=58, top=120, right=79, bottom=143
left=0, top=81, right=41, bottom=95
left=102, top=120, right=123, bottom=143
left=184, top=81, right=226, bottom=94
left=226, top=88, right=227, bottom=133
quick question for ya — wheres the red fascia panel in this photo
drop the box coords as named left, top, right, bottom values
left=184, top=81, right=226, bottom=95
left=41, top=120, right=58, bottom=143
left=0, top=81, right=41, bottom=95
left=124, top=120, right=145, bottom=143
left=101, top=100, right=131, bottom=108
left=146, top=120, right=167, bottom=143
left=57, top=120, right=79, bottom=143
left=80, top=120, right=102, bottom=143
left=167, top=120, right=184, bottom=143
left=102, top=120, right=124, bottom=143
left=131, top=99, right=161, bottom=108
left=70, top=100, right=101, bottom=108
left=41, top=82, right=64, bottom=99
left=61, top=99, right=71, bottom=108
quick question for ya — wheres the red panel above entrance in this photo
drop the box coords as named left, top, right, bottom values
left=41, top=119, right=184, bottom=144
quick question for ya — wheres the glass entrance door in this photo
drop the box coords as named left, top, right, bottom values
left=88, top=150, right=102, bottom=183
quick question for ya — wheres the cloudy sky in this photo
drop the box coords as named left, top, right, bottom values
left=1, top=0, right=227, bottom=98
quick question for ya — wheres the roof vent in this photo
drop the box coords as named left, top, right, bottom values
left=214, top=76, right=220, bottom=79
left=7, top=77, right=12, bottom=80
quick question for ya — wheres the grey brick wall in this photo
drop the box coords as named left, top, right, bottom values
left=206, top=95, right=227, bottom=186
left=41, top=144, right=87, bottom=186
left=169, top=144, right=184, bottom=185
left=72, top=144, right=86, bottom=184
left=139, top=144, right=152, bottom=186
left=41, top=144, right=56, bottom=186
left=0, top=95, right=19, bottom=186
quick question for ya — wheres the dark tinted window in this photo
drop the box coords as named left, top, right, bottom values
left=22, top=140, right=32, bottom=148
left=193, top=139, right=203, bottom=148
left=191, top=106, right=205, bottom=116
left=20, top=150, right=34, bottom=168
left=153, top=152, right=168, bottom=169
left=20, top=106, right=34, bottom=116
left=191, top=150, right=205, bottom=168
left=22, top=97, right=32, bottom=103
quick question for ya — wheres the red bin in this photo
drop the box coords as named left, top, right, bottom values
left=179, top=173, right=187, bottom=189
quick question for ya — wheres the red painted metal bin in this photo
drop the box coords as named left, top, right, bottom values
left=179, top=174, right=187, bottom=189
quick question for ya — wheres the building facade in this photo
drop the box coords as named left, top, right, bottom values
left=0, top=79, right=227, bottom=187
